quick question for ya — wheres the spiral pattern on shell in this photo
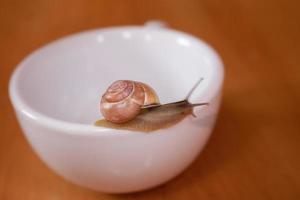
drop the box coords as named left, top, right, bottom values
left=100, top=80, right=160, bottom=123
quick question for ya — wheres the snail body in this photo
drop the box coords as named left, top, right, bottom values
left=96, top=78, right=208, bottom=132
left=95, top=100, right=208, bottom=132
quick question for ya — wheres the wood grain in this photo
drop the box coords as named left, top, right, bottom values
left=0, top=0, right=299, bottom=199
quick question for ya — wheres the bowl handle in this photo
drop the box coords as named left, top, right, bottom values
left=144, top=20, right=169, bottom=29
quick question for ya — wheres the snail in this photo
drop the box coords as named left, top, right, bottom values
left=95, top=78, right=208, bottom=132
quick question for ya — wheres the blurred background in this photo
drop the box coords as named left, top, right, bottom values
left=0, top=0, right=299, bottom=199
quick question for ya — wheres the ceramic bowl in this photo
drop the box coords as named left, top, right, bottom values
left=9, top=22, right=224, bottom=193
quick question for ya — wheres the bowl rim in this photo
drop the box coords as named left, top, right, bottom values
left=9, top=25, right=224, bottom=136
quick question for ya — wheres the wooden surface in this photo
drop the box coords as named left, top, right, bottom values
left=0, top=0, right=299, bottom=199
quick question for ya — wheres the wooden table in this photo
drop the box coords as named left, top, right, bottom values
left=0, top=0, right=299, bottom=199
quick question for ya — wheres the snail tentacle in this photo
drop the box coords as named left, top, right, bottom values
left=184, top=77, right=204, bottom=101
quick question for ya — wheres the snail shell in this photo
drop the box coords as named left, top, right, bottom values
left=100, top=80, right=160, bottom=123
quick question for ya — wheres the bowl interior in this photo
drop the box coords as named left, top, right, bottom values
left=12, top=27, right=219, bottom=125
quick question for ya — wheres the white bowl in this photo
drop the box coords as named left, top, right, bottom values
left=9, top=23, right=224, bottom=193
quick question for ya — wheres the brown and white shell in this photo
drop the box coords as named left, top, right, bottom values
left=100, top=80, right=160, bottom=123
